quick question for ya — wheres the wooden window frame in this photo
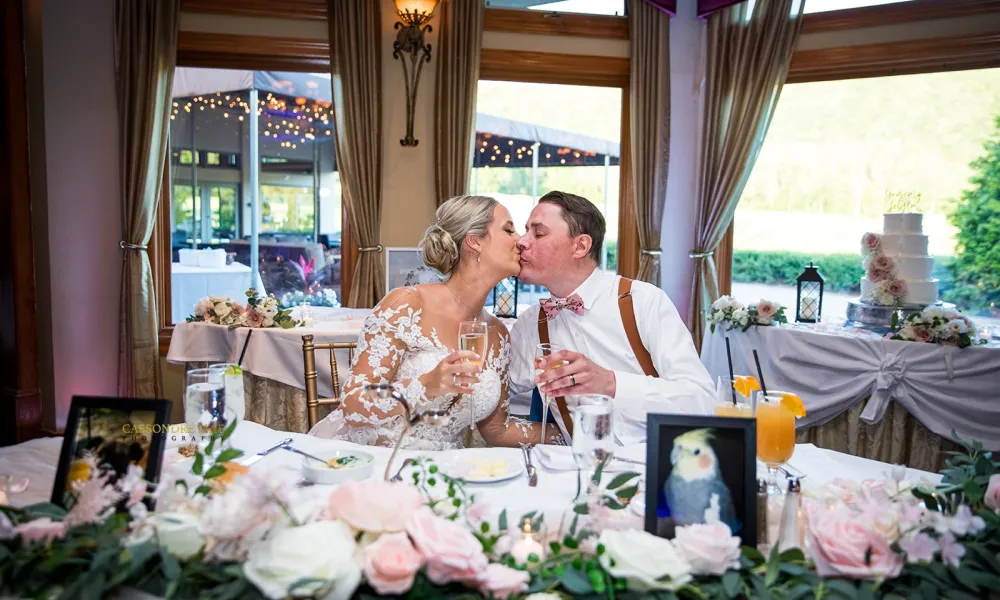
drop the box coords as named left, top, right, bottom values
left=156, top=34, right=354, bottom=354
left=478, top=48, right=639, bottom=278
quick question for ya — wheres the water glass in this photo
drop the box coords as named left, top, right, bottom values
left=209, top=362, right=246, bottom=421
left=534, top=343, right=565, bottom=444
left=572, top=395, right=615, bottom=499
left=184, top=368, right=229, bottom=456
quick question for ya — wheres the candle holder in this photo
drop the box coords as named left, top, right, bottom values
left=509, top=517, right=547, bottom=565
left=795, top=262, right=825, bottom=323
left=371, top=383, right=459, bottom=481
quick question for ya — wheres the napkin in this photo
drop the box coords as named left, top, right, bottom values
left=534, top=444, right=646, bottom=473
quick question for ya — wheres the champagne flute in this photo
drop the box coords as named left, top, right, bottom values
left=572, top=395, right=614, bottom=502
left=458, top=320, right=488, bottom=430
left=185, top=368, right=228, bottom=457
left=534, top=343, right=565, bottom=444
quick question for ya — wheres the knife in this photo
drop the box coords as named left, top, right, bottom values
left=239, top=438, right=293, bottom=467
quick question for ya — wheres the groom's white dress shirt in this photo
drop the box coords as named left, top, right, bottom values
left=509, top=269, right=715, bottom=444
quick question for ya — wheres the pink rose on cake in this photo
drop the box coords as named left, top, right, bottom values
left=872, top=254, right=894, bottom=272
left=887, top=280, right=908, bottom=297
left=862, top=232, right=881, bottom=252
left=866, top=265, right=889, bottom=283
left=911, top=326, right=932, bottom=343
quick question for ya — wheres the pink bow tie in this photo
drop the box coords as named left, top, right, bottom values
left=540, top=294, right=585, bottom=319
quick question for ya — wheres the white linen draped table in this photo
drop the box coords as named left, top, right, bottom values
left=2, top=421, right=942, bottom=525
left=170, top=262, right=252, bottom=324
left=701, top=324, right=1000, bottom=459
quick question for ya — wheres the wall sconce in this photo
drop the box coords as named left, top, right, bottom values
left=393, top=0, right=440, bottom=147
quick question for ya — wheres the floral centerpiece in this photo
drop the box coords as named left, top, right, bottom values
left=709, top=296, right=788, bottom=333
left=187, top=288, right=302, bottom=329
left=1, top=424, right=998, bottom=599
left=888, top=305, right=988, bottom=348
left=861, top=232, right=908, bottom=306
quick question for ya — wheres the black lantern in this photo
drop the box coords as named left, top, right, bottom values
left=492, top=276, right=519, bottom=318
left=796, top=262, right=825, bottom=323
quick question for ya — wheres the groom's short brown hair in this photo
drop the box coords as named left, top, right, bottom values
left=538, top=191, right=605, bottom=264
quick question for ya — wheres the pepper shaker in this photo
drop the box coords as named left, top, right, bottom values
left=777, top=477, right=802, bottom=551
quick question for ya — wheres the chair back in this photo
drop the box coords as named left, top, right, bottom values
left=302, top=334, right=357, bottom=429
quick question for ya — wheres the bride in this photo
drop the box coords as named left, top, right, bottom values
left=308, top=195, right=562, bottom=449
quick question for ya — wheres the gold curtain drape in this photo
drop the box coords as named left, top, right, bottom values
left=328, top=0, right=385, bottom=308
left=628, top=0, right=670, bottom=286
left=434, top=0, right=484, bottom=202
left=688, top=0, right=803, bottom=344
left=115, top=0, right=179, bottom=398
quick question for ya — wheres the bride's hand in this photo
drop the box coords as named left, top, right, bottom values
left=418, top=351, right=483, bottom=398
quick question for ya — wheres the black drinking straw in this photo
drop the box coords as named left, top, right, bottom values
left=753, top=349, right=769, bottom=398
left=237, top=329, right=253, bottom=366
left=724, top=337, right=738, bottom=405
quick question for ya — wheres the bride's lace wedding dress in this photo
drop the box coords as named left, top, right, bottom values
left=308, top=287, right=549, bottom=450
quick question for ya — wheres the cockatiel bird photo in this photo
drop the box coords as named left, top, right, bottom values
left=662, top=428, right=741, bottom=534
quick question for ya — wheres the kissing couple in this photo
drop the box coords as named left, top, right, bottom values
left=309, top=192, right=714, bottom=449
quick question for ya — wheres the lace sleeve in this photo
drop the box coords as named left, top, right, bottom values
left=477, top=324, right=566, bottom=446
left=339, top=288, right=428, bottom=446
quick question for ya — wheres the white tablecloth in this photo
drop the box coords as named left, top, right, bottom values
left=170, top=262, right=252, bottom=324
left=1, top=421, right=941, bottom=520
left=701, top=325, right=1000, bottom=450
left=167, top=307, right=372, bottom=397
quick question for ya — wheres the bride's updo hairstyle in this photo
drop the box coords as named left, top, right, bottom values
left=419, top=195, right=499, bottom=276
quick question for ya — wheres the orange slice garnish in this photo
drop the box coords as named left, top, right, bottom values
left=217, top=462, right=249, bottom=484
left=733, top=375, right=761, bottom=398
left=781, top=393, right=807, bottom=418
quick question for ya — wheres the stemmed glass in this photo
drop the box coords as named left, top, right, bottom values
left=184, top=368, right=230, bottom=457
left=534, top=343, right=565, bottom=443
left=209, top=362, right=246, bottom=421
left=572, top=395, right=615, bottom=501
left=458, top=320, right=488, bottom=430
left=756, top=391, right=796, bottom=495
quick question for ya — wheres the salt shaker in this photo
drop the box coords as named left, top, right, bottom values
left=777, top=477, right=802, bottom=551
left=757, top=478, right=769, bottom=549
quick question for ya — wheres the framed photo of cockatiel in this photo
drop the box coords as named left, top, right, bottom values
left=644, top=415, right=757, bottom=547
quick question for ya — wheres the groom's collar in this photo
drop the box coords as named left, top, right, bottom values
left=563, top=267, right=604, bottom=312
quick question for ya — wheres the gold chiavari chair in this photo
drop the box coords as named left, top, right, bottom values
left=302, top=334, right=357, bottom=429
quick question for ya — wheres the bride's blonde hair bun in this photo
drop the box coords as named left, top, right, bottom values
left=419, top=195, right=499, bottom=276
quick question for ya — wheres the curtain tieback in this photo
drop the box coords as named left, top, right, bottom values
left=688, top=250, right=711, bottom=258
left=641, top=249, right=662, bottom=256
left=358, top=245, right=384, bottom=253
left=120, top=241, right=147, bottom=251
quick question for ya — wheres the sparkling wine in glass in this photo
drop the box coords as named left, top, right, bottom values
left=572, top=395, right=615, bottom=500
left=534, top=343, right=565, bottom=443
left=458, top=320, right=488, bottom=430
left=185, top=368, right=227, bottom=456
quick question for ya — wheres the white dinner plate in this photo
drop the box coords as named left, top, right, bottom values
left=443, top=450, right=524, bottom=484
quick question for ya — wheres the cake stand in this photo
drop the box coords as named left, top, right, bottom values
left=845, top=298, right=956, bottom=334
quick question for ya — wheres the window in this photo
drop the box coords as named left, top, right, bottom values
left=484, top=0, right=625, bottom=16
left=804, top=0, right=912, bottom=13
left=473, top=79, right=622, bottom=306
left=166, top=67, right=343, bottom=324
left=733, top=68, right=1000, bottom=330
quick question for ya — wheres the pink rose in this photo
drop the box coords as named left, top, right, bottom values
left=985, top=474, right=1000, bottom=512
left=806, top=503, right=903, bottom=580
left=231, top=302, right=245, bottom=316
left=756, top=300, right=779, bottom=321
left=363, top=532, right=423, bottom=595
left=673, top=522, right=741, bottom=575
left=476, top=564, right=530, bottom=599
left=406, top=507, right=488, bottom=585
left=866, top=265, right=888, bottom=282
left=862, top=232, right=881, bottom=251
left=243, top=308, right=264, bottom=328
left=15, top=517, right=66, bottom=545
left=873, top=255, right=894, bottom=272
left=912, top=326, right=932, bottom=343
left=327, top=480, right=424, bottom=533
left=887, top=279, right=908, bottom=297
left=465, top=500, right=490, bottom=523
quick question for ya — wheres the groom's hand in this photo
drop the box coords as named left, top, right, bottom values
left=535, top=350, right=616, bottom=398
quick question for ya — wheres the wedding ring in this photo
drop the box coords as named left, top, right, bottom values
left=570, top=374, right=577, bottom=387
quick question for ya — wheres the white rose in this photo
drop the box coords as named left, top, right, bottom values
left=922, top=307, right=943, bottom=321
left=244, top=521, right=360, bottom=600
left=732, top=309, right=749, bottom=327
left=946, top=319, right=968, bottom=335
left=152, top=512, right=204, bottom=560
left=213, top=303, right=231, bottom=318
left=598, top=529, right=692, bottom=591
left=711, top=296, right=732, bottom=312
left=876, top=292, right=895, bottom=306
left=194, top=298, right=212, bottom=317
left=262, top=316, right=275, bottom=328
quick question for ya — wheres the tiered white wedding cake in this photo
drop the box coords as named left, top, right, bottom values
left=860, top=213, right=939, bottom=306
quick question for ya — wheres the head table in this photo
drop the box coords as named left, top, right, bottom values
left=701, top=323, right=1000, bottom=472
left=2, top=421, right=940, bottom=523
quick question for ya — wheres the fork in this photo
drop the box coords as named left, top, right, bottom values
left=391, top=458, right=417, bottom=482
left=520, top=444, right=538, bottom=487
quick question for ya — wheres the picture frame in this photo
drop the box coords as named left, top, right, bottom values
left=644, top=414, right=757, bottom=546
left=385, top=246, right=445, bottom=292
left=51, top=396, right=173, bottom=509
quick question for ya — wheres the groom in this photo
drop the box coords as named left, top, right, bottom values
left=508, top=191, right=715, bottom=445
